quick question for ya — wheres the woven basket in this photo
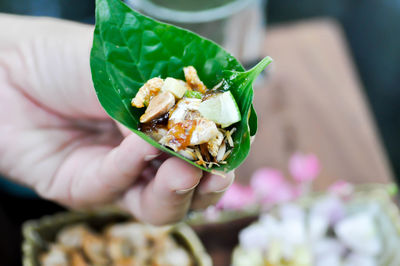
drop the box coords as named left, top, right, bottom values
left=22, top=208, right=212, bottom=266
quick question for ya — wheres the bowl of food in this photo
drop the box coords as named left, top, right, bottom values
left=22, top=208, right=211, bottom=266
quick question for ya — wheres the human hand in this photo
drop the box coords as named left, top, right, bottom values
left=0, top=14, right=234, bottom=225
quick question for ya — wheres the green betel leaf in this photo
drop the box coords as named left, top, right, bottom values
left=90, top=0, right=272, bottom=173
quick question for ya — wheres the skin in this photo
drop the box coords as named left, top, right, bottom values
left=0, top=14, right=234, bottom=225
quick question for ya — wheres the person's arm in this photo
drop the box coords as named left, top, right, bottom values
left=0, top=14, right=233, bottom=225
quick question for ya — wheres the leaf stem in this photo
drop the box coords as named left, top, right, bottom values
left=245, top=56, right=273, bottom=81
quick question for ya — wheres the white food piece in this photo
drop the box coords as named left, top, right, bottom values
left=105, top=222, right=149, bottom=248
left=56, top=224, right=89, bottom=248
left=140, top=92, right=175, bottom=123
left=169, top=98, right=202, bottom=125
left=216, top=141, right=226, bottom=162
left=154, top=247, right=193, bottom=266
left=161, top=77, right=188, bottom=99
left=159, top=135, right=177, bottom=151
left=40, top=245, right=69, bottom=266
left=190, top=119, right=219, bottom=145
left=178, top=148, right=197, bottom=160
left=131, top=77, right=163, bottom=108
left=207, top=130, right=224, bottom=157
left=199, top=91, right=241, bottom=128
left=160, top=119, right=219, bottom=151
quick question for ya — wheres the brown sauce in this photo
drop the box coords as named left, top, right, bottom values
left=138, top=112, right=169, bottom=133
left=168, top=120, right=198, bottom=150
left=167, top=104, right=179, bottom=130
left=202, top=90, right=222, bottom=101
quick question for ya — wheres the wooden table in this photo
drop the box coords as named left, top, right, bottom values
left=235, top=19, right=393, bottom=189
left=198, top=19, right=394, bottom=266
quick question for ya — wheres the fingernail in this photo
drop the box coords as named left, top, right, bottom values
left=144, top=153, right=161, bottom=161
left=175, top=182, right=200, bottom=195
left=213, top=185, right=232, bottom=194
left=199, top=172, right=234, bottom=194
left=201, top=185, right=230, bottom=195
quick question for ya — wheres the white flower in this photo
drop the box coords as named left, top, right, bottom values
left=266, top=240, right=285, bottom=264
left=313, top=238, right=346, bottom=266
left=239, top=223, right=270, bottom=251
left=310, top=195, right=345, bottom=225
left=259, top=214, right=280, bottom=238
left=308, top=214, right=329, bottom=242
left=232, top=247, right=264, bottom=266
left=314, top=237, right=345, bottom=256
left=335, top=213, right=381, bottom=256
left=277, top=203, right=307, bottom=257
left=292, top=244, right=313, bottom=266
left=343, top=253, right=377, bottom=266
left=315, top=254, right=342, bottom=266
left=235, top=198, right=382, bottom=266
left=279, top=203, right=305, bottom=221
left=280, top=206, right=306, bottom=245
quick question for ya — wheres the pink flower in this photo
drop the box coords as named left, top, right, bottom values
left=289, top=152, right=321, bottom=182
left=250, top=168, right=296, bottom=205
left=216, top=183, right=256, bottom=210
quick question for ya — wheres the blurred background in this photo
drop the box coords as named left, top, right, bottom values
left=0, top=0, right=399, bottom=265
left=1, top=0, right=398, bottom=175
